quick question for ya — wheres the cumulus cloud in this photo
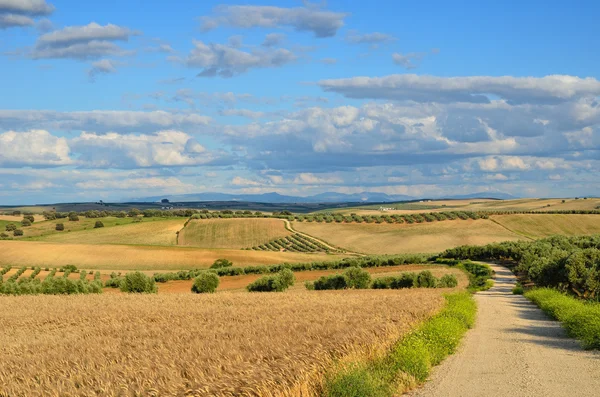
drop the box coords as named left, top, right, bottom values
left=31, top=22, right=138, bottom=60
left=0, top=0, right=53, bottom=29
left=70, top=130, right=213, bottom=168
left=231, top=176, right=262, bottom=186
left=319, top=74, right=600, bottom=104
left=219, top=109, right=266, bottom=119
left=0, top=109, right=211, bottom=134
left=186, top=40, right=297, bottom=77
left=346, top=31, right=396, bottom=44
left=199, top=5, right=347, bottom=38
left=0, top=129, right=71, bottom=167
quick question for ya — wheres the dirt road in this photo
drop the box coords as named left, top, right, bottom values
left=410, top=263, right=600, bottom=397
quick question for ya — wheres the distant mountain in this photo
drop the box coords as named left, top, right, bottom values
left=131, top=191, right=415, bottom=204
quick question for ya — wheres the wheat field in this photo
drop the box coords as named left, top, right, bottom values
left=178, top=218, right=291, bottom=248
left=294, top=219, right=522, bottom=254
left=0, top=240, right=347, bottom=271
left=0, top=290, right=444, bottom=396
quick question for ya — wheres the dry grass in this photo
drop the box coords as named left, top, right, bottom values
left=38, top=218, right=186, bottom=246
left=0, top=215, right=29, bottom=222
left=490, top=214, right=600, bottom=239
left=331, top=198, right=600, bottom=215
left=294, top=219, right=522, bottom=254
left=0, top=290, right=444, bottom=396
left=178, top=218, right=291, bottom=248
left=157, top=265, right=469, bottom=293
left=0, top=241, right=347, bottom=271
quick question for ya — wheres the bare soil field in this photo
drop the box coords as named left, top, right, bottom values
left=490, top=214, right=600, bottom=239
left=157, top=264, right=469, bottom=293
left=178, top=218, right=291, bottom=248
left=0, top=240, right=347, bottom=271
left=294, top=219, right=522, bottom=254
left=0, top=289, right=445, bottom=396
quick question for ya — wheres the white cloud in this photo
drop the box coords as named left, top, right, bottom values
left=231, top=176, right=262, bottom=186
left=200, top=5, right=347, bottom=38
left=293, top=173, right=342, bottom=184
left=186, top=40, right=297, bottom=77
left=0, top=130, right=71, bottom=167
left=392, top=52, right=425, bottom=69
left=319, top=74, right=600, bottom=104
left=75, top=177, right=193, bottom=192
left=346, top=31, right=395, bottom=44
left=32, top=22, right=138, bottom=60
left=70, top=130, right=213, bottom=168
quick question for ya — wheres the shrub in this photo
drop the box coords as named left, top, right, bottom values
left=120, top=272, right=157, bottom=293
left=0, top=232, right=8, bottom=239
left=55, top=223, right=65, bottom=231
left=313, top=274, right=348, bottom=290
left=391, top=273, right=417, bottom=289
left=247, top=269, right=295, bottom=292
left=21, top=219, right=32, bottom=227
left=13, top=229, right=23, bottom=237
left=371, top=276, right=395, bottom=289
left=68, top=214, right=80, bottom=221
left=5, top=223, right=16, bottom=232
left=191, top=272, right=220, bottom=293
left=63, top=264, right=78, bottom=272
left=512, top=284, right=524, bottom=295
left=416, top=271, right=438, bottom=288
left=210, top=258, right=233, bottom=269
left=94, top=221, right=104, bottom=228
left=438, top=274, right=458, bottom=288
left=23, top=214, right=34, bottom=223
left=343, top=267, right=371, bottom=289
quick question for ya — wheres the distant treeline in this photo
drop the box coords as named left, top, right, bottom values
left=35, top=208, right=600, bottom=222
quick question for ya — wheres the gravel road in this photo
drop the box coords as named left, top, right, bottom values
left=410, top=263, right=600, bottom=397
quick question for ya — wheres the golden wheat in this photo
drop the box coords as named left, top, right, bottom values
left=0, top=289, right=444, bottom=396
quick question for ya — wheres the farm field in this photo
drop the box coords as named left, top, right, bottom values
left=0, top=240, right=348, bottom=271
left=0, top=289, right=445, bottom=396
left=294, top=218, right=523, bottom=254
left=38, top=218, right=186, bottom=246
left=331, top=197, right=600, bottom=215
left=157, top=264, right=469, bottom=293
left=490, top=214, right=600, bottom=239
left=178, top=218, right=290, bottom=248
left=5, top=216, right=179, bottom=240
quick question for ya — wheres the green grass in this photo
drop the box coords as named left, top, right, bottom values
left=322, top=292, right=476, bottom=396
left=525, top=288, right=600, bottom=349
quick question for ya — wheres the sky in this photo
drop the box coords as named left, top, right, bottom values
left=0, top=0, right=599, bottom=205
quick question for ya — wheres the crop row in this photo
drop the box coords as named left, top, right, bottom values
left=250, top=233, right=334, bottom=253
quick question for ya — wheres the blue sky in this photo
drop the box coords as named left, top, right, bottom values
left=0, top=0, right=599, bottom=204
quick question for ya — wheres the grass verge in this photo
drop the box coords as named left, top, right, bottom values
left=322, top=292, right=476, bottom=396
left=524, top=288, right=600, bottom=350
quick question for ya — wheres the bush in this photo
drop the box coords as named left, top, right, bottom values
left=5, top=223, right=16, bottom=232
left=313, top=274, right=348, bottom=290
left=438, top=274, right=458, bottom=288
left=120, top=272, right=157, bottom=293
left=391, top=273, right=417, bottom=289
left=23, top=214, right=34, bottom=223
left=94, top=221, right=104, bottom=228
left=55, top=223, right=65, bottom=231
left=512, top=284, right=524, bottom=295
left=417, top=271, right=437, bottom=288
left=68, top=214, right=79, bottom=221
left=13, top=229, right=23, bottom=237
left=247, top=269, right=295, bottom=292
left=0, top=232, right=8, bottom=239
left=343, top=267, right=372, bottom=289
left=21, top=219, right=31, bottom=227
left=210, top=258, right=233, bottom=269
left=191, top=272, right=220, bottom=293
